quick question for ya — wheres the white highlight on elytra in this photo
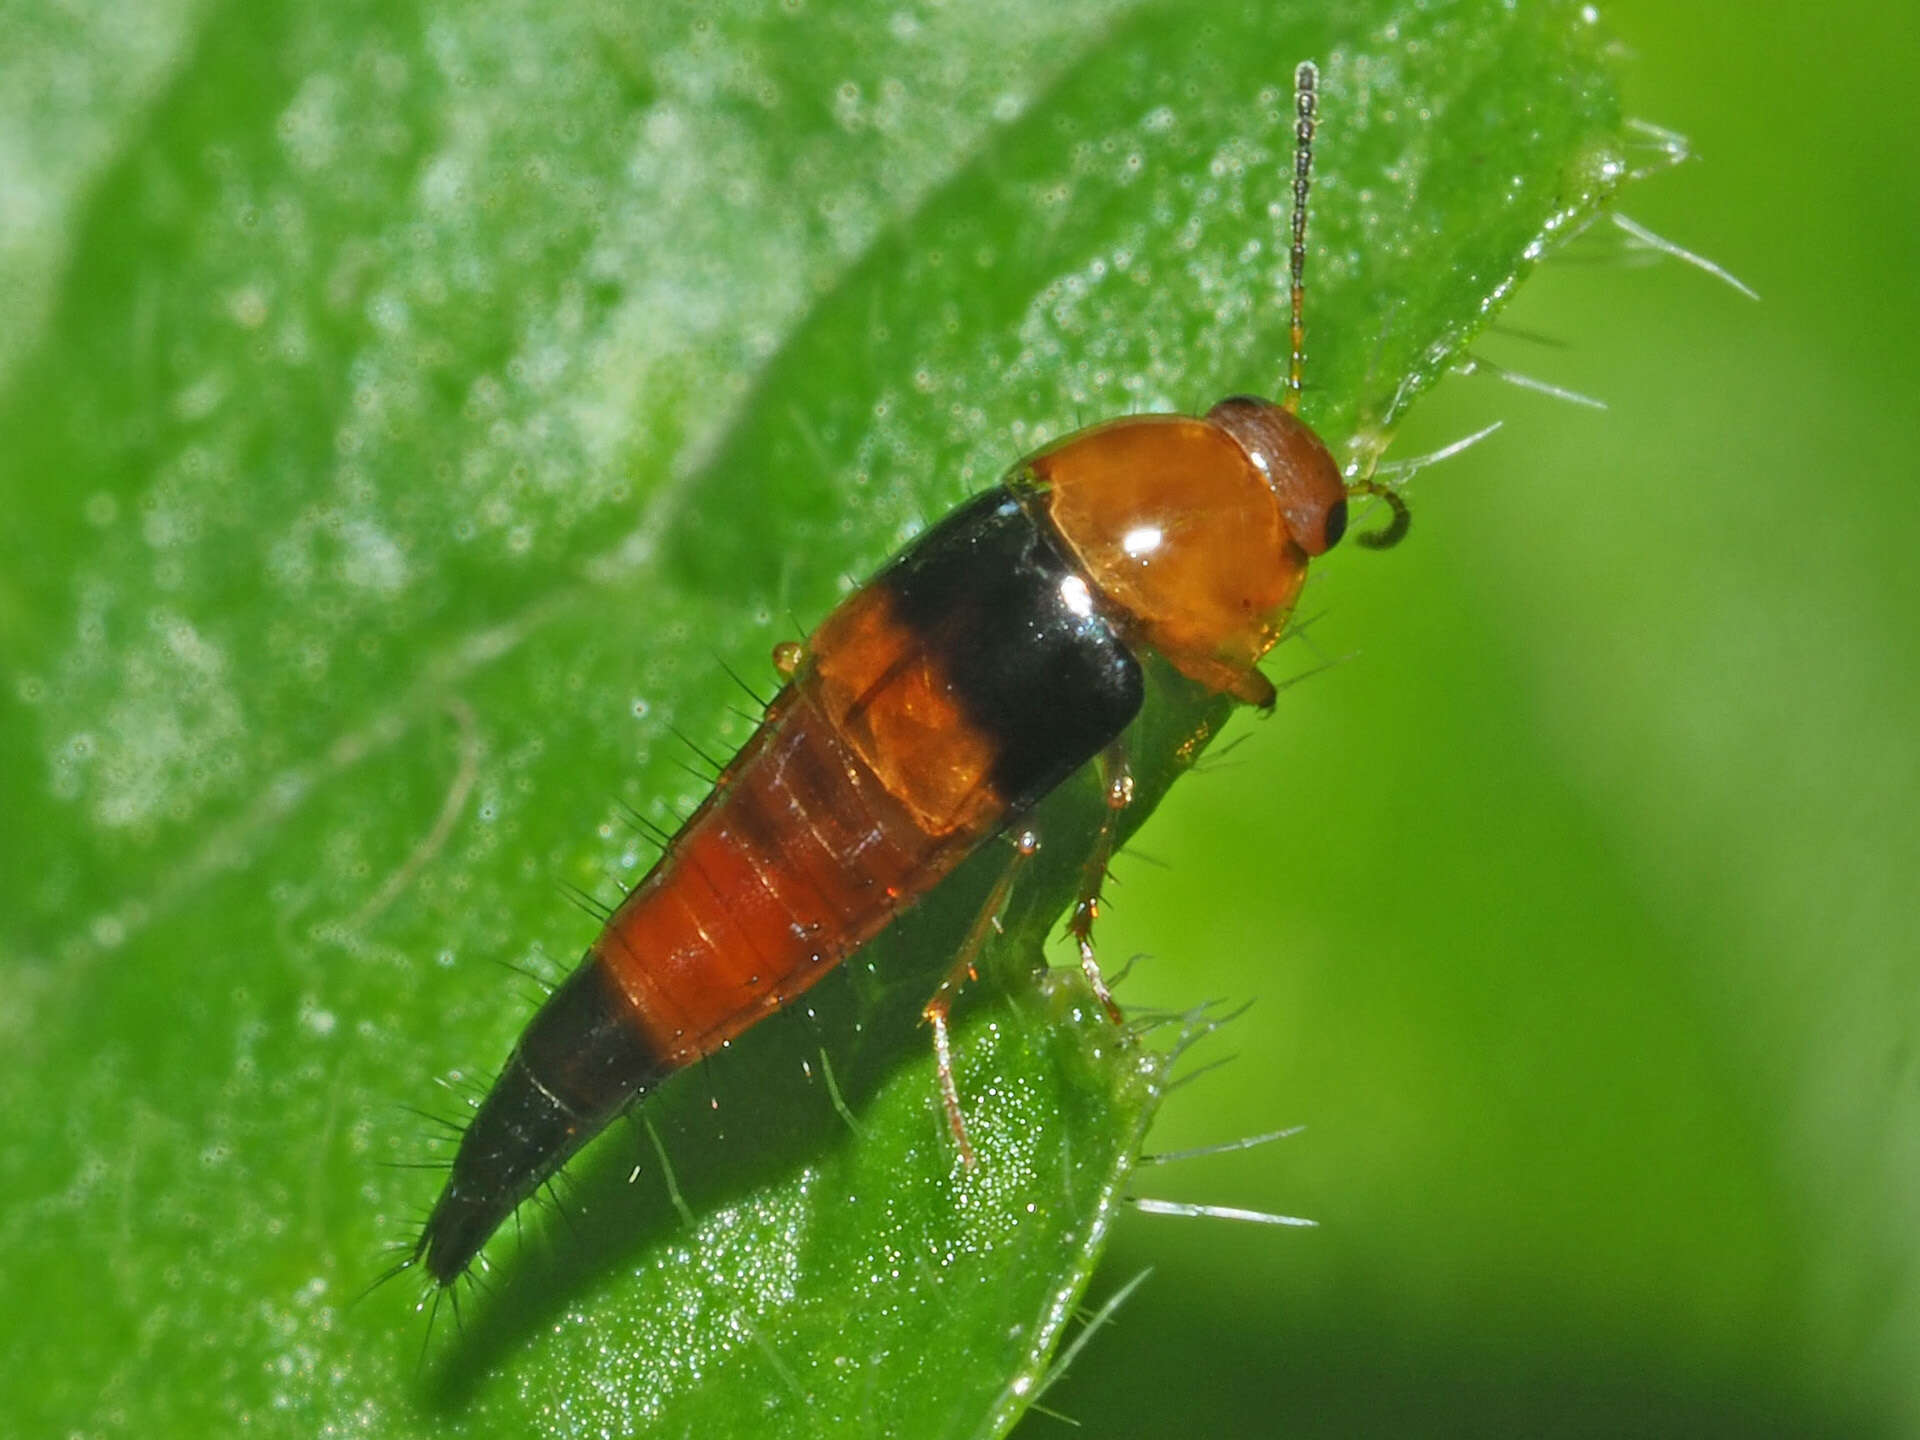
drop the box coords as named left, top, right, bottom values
left=1058, top=572, right=1094, bottom=619
left=1121, top=523, right=1163, bottom=559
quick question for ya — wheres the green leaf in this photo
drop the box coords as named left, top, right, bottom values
left=0, top=1, right=1620, bottom=1435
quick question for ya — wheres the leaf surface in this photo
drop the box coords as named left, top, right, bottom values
left=0, top=1, right=1621, bottom=1434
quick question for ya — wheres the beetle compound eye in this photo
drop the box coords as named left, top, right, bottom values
left=1322, top=497, right=1348, bottom=551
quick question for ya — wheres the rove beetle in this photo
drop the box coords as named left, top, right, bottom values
left=402, top=60, right=1405, bottom=1295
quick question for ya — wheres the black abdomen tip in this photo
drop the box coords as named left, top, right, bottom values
left=415, top=957, right=666, bottom=1285
left=416, top=1050, right=582, bottom=1285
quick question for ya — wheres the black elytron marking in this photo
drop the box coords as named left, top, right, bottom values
left=879, top=488, right=1144, bottom=811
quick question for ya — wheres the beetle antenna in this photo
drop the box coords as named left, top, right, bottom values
left=1283, top=60, right=1319, bottom=415
left=1346, top=477, right=1410, bottom=550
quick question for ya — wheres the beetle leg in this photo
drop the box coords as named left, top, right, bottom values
left=922, top=827, right=1040, bottom=1167
left=1066, top=739, right=1134, bottom=1025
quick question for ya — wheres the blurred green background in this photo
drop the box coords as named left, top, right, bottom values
left=1070, top=4, right=1920, bottom=1437
left=2, top=1, right=1916, bottom=1436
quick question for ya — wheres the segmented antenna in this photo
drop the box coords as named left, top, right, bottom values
left=1283, top=60, right=1319, bottom=415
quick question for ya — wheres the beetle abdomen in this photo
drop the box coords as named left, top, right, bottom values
left=415, top=485, right=1143, bottom=1285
